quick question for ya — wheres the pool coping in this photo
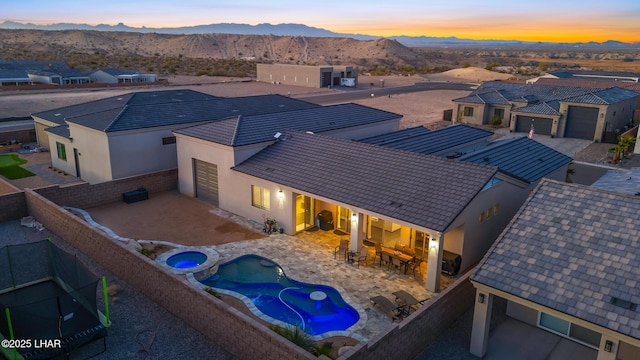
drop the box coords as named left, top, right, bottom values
left=156, top=246, right=220, bottom=275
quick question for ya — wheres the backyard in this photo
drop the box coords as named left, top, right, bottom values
left=0, top=153, right=34, bottom=179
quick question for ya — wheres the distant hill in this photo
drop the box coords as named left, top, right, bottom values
left=1, top=21, right=637, bottom=49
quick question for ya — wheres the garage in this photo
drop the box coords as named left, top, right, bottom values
left=194, top=159, right=219, bottom=206
left=515, top=116, right=553, bottom=135
left=564, top=106, right=599, bottom=140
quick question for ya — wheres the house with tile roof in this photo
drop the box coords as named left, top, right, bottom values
left=175, top=115, right=553, bottom=292
left=0, top=69, right=32, bottom=86
left=453, top=81, right=638, bottom=142
left=470, top=179, right=640, bottom=359
left=528, top=70, right=640, bottom=84
left=31, top=89, right=323, bottom=184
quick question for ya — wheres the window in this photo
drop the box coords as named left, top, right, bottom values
left=56, top=142, right=67, bottom=161
left=479, top=212, right=484, bottom=223
left=251, top=185, right=270, bottom=211
left=493, top=108, right=504, bottom=119
left=539, top=312, right=601, bottom=348
left=463, top=107, right=474, bottom=116
left=162, top=136, right=176, bottom=145
left=486, top=208, right=492, bottom=219
left=493, top=204, right=499, bottom=215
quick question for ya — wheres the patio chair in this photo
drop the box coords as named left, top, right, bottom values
left=374, top=242, right=383, bottom=265
left=354, top=247, right=369, bottom=268
left=381, top=253, right=392, bottom=269
left=392, top=290, right=428, bottom=312
left=334, top=239, right=349, bottom=260
left=370, top=295, right=409, bottom=320
left=391, top=256, right=403, bottom=273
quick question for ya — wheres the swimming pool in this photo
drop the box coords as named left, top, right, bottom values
left=198, top=254, right=359, bottom=336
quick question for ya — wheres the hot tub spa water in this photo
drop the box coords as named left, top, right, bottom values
left=166, top=251, right=208, bottom=269
left=198, top=254, right=359, bottom=336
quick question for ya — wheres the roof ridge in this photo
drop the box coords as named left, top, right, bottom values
left=230, top=115, right=242, bottom=146
left=104, top=105, right=129, bottom=132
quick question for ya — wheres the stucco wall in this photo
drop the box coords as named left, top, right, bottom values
left=48, top=133, right=76, bottom=176
left=257, top=64, right=325, bottom=88
left=448, top=178, right=528, bottom=272
left=108, top=127, right=180, bottom=181
left=67, top=124, right=113, bottom=183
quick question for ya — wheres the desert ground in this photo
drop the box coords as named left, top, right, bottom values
left=0, top=67, right=508, bottom=129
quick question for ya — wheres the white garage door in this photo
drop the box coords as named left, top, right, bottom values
left=194, top=159, right=218, bottom=206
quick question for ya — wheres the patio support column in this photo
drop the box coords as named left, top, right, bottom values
left=597, top=337, right=618, bottom=360
left=470, top=290, right=493, bottom=357
left=425, top=232, right=443, bottom=292
left=349, top=212, right=364, bottom=252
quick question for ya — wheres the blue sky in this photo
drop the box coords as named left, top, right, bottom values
left=3, top=0, right=639, bottom=42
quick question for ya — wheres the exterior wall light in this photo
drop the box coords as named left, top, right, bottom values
left=604, top=340, right=613, bottom=352
left=277, top=190, right=284, bottom=200
left=430, top=237, right=437, bottom=250
left=478, top=293, right=485, bottom=304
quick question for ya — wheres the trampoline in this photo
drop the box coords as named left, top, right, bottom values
left=0, top=240, right=110, bottom=360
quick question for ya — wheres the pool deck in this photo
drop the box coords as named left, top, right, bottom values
left=83, top=190, right=460, bottom=342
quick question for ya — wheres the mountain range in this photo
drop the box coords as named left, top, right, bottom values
left=0, top=21, right=636, bottom=48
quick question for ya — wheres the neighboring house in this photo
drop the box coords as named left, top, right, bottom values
left=470, top=179, right=640, bottom=360
left=452, top=81, right=638, bottom=142
left=27, top=69, right=91, bottom=85
left=590, top=168, right=640, bottom=196
left=33, top=89, right=320, bottom=184
left=88, top=68, right=158, bottom=84
left=528, top=70, right=640, bottom=84
left=0, top=69, right=32, bottom=86
left=256, top=63, right=358, bottom=88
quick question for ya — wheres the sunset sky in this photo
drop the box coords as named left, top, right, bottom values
left=3, top=0, right=639, bottom=43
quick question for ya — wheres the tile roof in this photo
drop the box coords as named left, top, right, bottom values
left=512, top=101, right=561, bottom=116
left=174, top=103, right=402, bottom=146
left=0, top=69, right=30, bottom=79
left=43, top=125, right=70, bottom=138
left=358, top=124, right=493, bottom=155
left=459, top=137, right=572, bottom=184
left=233, top=131, right=497, bottom=232
left=472, top=179, right=640, bottom=340
left=32, top=90, right=319, bottom=131
left=357, top=126, right=430, bottom=146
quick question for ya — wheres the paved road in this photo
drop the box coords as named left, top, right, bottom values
left=302, top=82, right=475, bottom=105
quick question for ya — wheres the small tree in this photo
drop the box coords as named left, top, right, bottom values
left=490, top=114, right=502, bottom=128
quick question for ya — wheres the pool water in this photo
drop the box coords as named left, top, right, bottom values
left=198, top=254, right=359, bottom=336
left=166, top=251, right=208, bottom=269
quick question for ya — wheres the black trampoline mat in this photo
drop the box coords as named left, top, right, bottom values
left=0, top=279, right=101, bottom=341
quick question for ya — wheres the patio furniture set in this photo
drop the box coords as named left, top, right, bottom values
left=333, top=239, right=427, bottom=277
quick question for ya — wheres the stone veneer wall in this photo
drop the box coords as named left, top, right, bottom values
left=33, top=169, right=178, bottom=208
left=340, top=272, right=475, bottom=360
left=0, top=178, right=27, bottom=222
left=23, top=188, right=314, bottom=360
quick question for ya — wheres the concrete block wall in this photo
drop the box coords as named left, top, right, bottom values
left=0, top=178, right=27, bottom=222
left=23, top=188, right=314, bottom=360
left=343, top=272, right=475, bottom=360
left=34, top=169, right=178, bottom=208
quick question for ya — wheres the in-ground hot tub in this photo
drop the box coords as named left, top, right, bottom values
left=155, top=247, right=219, bottom=274
left=166, top=251, right=208, bottom=269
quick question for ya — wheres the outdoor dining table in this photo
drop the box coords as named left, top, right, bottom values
left=381, top=247, right=414, bottom=274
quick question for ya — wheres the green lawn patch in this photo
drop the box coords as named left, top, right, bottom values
left=0, top=154, right=35, bottom=179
